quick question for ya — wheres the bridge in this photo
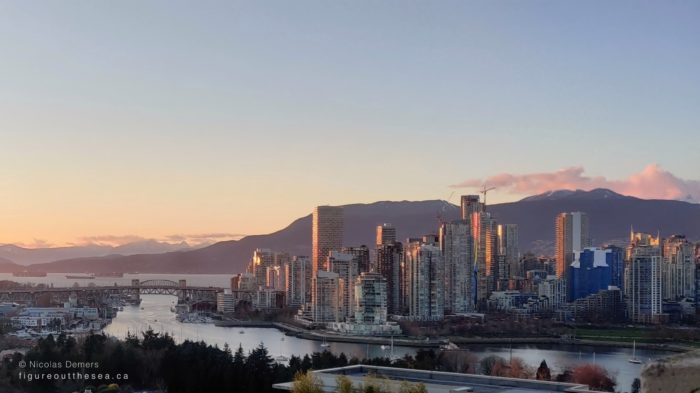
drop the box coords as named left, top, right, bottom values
left=0, top=279, right=223, bottom=307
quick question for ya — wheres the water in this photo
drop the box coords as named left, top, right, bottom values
left=103, top=296, right=671, bottom=391
left=3, top=273, right=674, bottom=391
left=103, top=295, right=416, bottom=361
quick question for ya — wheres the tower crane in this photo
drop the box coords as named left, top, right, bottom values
left=481, top=186, right=496, bottom=210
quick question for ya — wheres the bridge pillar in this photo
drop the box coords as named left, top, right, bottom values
left=132, top=279, right=141, bottom=301
left=179, top=279, right=186, bottom=288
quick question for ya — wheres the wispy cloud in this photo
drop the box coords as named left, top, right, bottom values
left=79, top=235, right=148, bottom=246
left=451, top=164, right=700, bottom=202
left=165, top=233, right=246, bottom=245
left=76, top=233, right=246, bottom=247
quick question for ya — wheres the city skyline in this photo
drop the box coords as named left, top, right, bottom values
left=2, top=1, right=699, bottom=246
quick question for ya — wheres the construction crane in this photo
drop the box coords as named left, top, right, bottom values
left=437, top=191, right=456, bottom=225
left=480, top=186, right=496, bottom=210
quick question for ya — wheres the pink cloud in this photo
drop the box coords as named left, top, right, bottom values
left=451, top=164, right=700, bottom=202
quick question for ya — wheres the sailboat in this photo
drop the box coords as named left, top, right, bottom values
left=320, top=336, right=330, bottom=348
left=628, top=341, right=642, bottom=364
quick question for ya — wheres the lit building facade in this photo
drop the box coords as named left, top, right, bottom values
left=626, top=232, right=664, bottom=323
left=440, top=220, right=473, bottom=314
left=312, top=271, right=340, bottom=323
left=662, top=234, right=695, bottom=300
left=555, top=212, right=590, bottom=278
left=328, top=251, right=360, bottom=321
left=405, top=241, right=444, bottom=320
left=312, top=206, right=343, bottom=273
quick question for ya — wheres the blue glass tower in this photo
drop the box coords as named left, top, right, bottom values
left=567, top=248, right=613, bottom=302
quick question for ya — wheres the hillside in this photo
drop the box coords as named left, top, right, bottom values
left=26, top=190, right=700, bottom=274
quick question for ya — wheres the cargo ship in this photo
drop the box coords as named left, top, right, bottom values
left=12, top=271, right=48, bottom=277
left=65, top=274, right=95, bottom=279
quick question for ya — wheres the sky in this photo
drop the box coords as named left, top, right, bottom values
left=0, top=1, right=698, bottom=247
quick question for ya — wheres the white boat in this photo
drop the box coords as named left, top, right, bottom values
left=320, top=337, right=330, bottom=348
left=629, top=341, right=642, bottom=364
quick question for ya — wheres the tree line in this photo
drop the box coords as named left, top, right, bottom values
left=0, top=330, right=620, bottom=393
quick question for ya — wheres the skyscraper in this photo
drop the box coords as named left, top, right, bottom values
left=662, top=234, right=695, bottom=300
left=497, top=223, right=520, bottom=284
left=472, top=210, right=497, bottom=302
left=312, top=271, right=340, bottom=323
left=376, top=223, right=397, bottom=247
left=440, top=220, right=473, bottom=314
left=287, top=256, right=312, bottom=307
left=312, top=206, right=343, bottom=273
left=555, top=212, right=591, bottom=278
left=460, top=195, right=482, bottom=220
left=604, top=245, right=625, bottom=291
left=328, top=251, right=360, bottom=321
left=376, top=240, right=404, bottom=315
left=567, top=247, right=613, bottom=301
left=626, top=232, right=663, bottom=323
left=405, top=240, right=444, bottom=320
left=354, top=272, right=389, bottom=324
left=251, top=248, right=275, bottom=289
left=342, top=245, right=371, bottom=274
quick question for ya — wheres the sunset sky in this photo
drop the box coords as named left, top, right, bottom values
left=1, top=1, right=698, bottom=247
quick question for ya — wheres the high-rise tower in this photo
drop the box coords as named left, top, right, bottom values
left=555, top=212, right=591, bottom=278
left=312, top=206, right=343, bottom=273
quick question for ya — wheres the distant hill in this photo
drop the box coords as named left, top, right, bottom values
left=26, top=189, right=700, bottom=274
left=0, top=240, right=194, bottom=266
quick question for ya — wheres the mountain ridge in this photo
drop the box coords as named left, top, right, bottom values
left=16, top=189, right=700, bottom=274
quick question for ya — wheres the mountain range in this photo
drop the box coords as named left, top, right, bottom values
left=0, top=240, right=193, bottom=266
left=4, top=189, right=699, bottom=274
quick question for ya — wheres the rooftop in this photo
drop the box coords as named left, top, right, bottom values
left=273, top=365, right=597, bottom=393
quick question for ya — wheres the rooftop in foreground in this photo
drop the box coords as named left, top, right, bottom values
left=273, top=365, right=598, bottom=393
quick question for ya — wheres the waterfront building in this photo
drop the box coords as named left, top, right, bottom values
left=312, top=271, right=341, bottom=323
left=662, top=234, right=696, bottom=300
left=537, top=275, right=567, bottom=309
left=328, top=251, right=360, bottom=321
left=626, top=232, right=664, bottom=323
left=353, top=272, right=388, bottom=324
left=251, top=248, right=275, bottom=288
left=342, top=245, right=371, bottom=274
left=253, top=288, right=286, bottom=310
left=497, top=223, right=519, bottom=287
left=567, top=247, right=613, bottom=301
left=287, top=256, right=312, bottom=307
left=376, top=223, right=397, bottom=246
left=376, top=240, right=404, bottom=315
left=439, top=220, right=473, bottom=314
left=405, top=240, right=444, bottom=320
left=238, top=273, right=258, bottom=292
left=572, top=286, right=625, bottom=323
left=216, top=291, right=236, bottom=313
left=312, top=206, right=343, bottom=273
left=555, top=212, right=591, bottom=278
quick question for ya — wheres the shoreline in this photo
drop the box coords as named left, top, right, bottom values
left=213, top=320, right=692, bottom=353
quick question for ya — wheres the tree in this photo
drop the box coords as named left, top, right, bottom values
left=336, top=375, right=353, bottom=393
left=631, top=378, right=641, bottom=393
left=571, top=364, right=616, bottom=392
left=536, top=360, right=551, bottom=381
left=292, top=372, right=323, bottom=393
